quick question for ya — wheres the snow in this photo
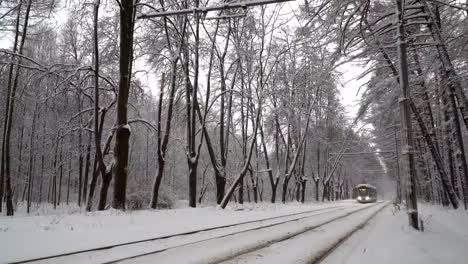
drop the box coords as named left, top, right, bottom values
left=121, top=202, right=384, bottom=264
left=219, top=202, right=387, bottom=264
left=0, top=201, right=353, bottom=263
left=2, top=201, right=467, bottom=264
left=321, top=203, right=468, bottom=264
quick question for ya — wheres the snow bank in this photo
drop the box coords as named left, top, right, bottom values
left=322, top=203, right=468, bottom=264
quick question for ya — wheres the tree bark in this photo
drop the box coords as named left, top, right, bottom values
left=112, top=0, right=135, bottom=210
left=445, top=82, right=468, bottom=208
left=220, top=106, right=262, bottom=209
left=1, top=0, right=32, bottom=216
left=422, top=1, right=468, bottom=131
left=409, top=99, right=459, bottom=208
left=281, top=108, right=312, bottom=203
left=150, top=68, right=179, bottom=208
left=82, top=133, right=92, bottom=206
left=0, top=0, right=23, bottom=214
left=259, top=117, right=279, bottom=203
left=38, top=120, right=46, bottom=205
left=26, top=102, right=38, bottom=213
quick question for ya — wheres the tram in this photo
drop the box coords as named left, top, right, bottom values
left=354, top=184, right=377, bottom=203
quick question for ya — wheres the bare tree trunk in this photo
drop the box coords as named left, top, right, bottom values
left=1, top=0, right=32, bottom=216
left=220, top=105, right=261, bottom=209
left=295, top=180, right=300, bottom=202
left=1, top=0, right=23, bottom=214
left=111, top=0, right=135, bottom=210
left=282, top=108, right=312, bottom=203
left=301, top=178, right=307, bottom=203
left=445, top=85, right=468, bottom=208
left=77, top=138, right=83, bottom=205
left=98, top=169, right=112, bottom=210
left=48, top=134, right=59, bottom=204
left=66, top=147, right=72, bottom=205
left=441, top=87, right=458, bottom=198
left=38, top=120, right=46, bottom=205
left=182, top=2, right=201, bottom=208
left=17, top=120, right=25, bottom=203
left=151, top=54, right=180, bottom=208
left=26, top=102, right=38, bottom=213
left=422, top=1, right=468, bottom=131
left=82, top=133, right=92, bottom=206
left=150, top=73, right=167, bottom=209
left=409, top=99, right=459, bottom=208
left=259, top=117, right=279, bottom=203
left=86, top=153, right=98, bottom=211
left=57, top=138, right=65, bottom=206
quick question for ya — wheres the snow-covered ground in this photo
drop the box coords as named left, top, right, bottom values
left=322, top=203, right=468, bottom=264
left=124, top=202, right=384, bottom=264
left=1, top=201, right=467, bottom=264
left=0, top=201, right=353, bottom=263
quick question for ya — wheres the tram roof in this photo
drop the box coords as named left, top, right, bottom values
left=355, top=183, right=376, bottom=189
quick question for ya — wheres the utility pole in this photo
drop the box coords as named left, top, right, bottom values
left=393, top=121, right=402, bottom=203
left=395, top=0, right=418, bottom=230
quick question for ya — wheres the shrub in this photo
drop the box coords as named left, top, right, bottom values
left=126, top=188, right=175, bottom=210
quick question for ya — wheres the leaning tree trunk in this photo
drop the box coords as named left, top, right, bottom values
left=422, top=1, right=468, bottom=131
left=445, top=85, right=468, bottom=208
left=440, top=86, right=459, bottom=199
left=220, top=106, right=261, bottom=209
left=409, top=99, right=459, bottom=208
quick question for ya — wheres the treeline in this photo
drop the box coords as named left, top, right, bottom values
left=0, top=0, right=421, bottom=216
left=350, top=0, right=468, bottom=209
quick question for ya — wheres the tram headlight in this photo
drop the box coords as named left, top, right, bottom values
left=357, top=196, right=362, bottom=200
left=365, top=196, right=370, bottom=200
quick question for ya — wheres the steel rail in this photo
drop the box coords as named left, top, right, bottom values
left=13, top=204, right=344, bottom=263
left=112, top=203, right=383, bottom=263
left=313, top=203, right=389, bottom=264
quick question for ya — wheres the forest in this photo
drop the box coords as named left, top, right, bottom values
left=0, top=0, right=467, bottom=220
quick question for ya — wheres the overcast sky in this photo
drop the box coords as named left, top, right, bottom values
left=0, top=2, right=370, bottom=123
left=338, top=61, right=371, bottom=120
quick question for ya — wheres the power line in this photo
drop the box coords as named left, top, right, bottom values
left=328, top=151, right=395, bottom=156
left=138, top=0, right=295, bottom=19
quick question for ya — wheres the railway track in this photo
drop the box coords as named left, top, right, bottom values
left=11, top=204, right=347, bottom=263
left=116, top=202, right=384, bottom=264
left=220, top=201, right=388, bottom=264
left=10, top=202, right=387, bottom=264
left=311, top=203, right=388, bottom=264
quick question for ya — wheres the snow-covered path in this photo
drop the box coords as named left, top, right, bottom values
left=220, top=202, right=386, bottom=264
left=0, top=201, right=358, bottom=263
left=321, top=204, right=468, bottom=264
left=120, top=202, right=386, bottom=264
left=0, top=201, right=385, bottom=263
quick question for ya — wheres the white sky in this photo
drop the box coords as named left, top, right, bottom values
left=0, top=2, right=370, bottom=122
left=337, top=61, right=371, bottom=120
